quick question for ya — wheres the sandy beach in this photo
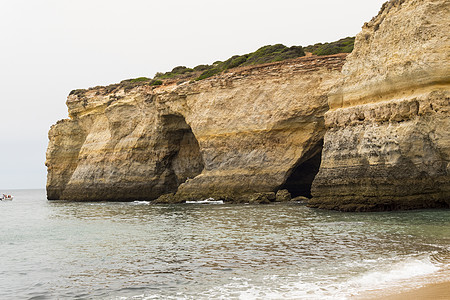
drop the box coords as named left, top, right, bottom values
left=356, top=281, right=450, bottom=300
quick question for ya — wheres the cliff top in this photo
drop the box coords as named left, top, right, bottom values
left=69, top=53, right=348, bottom=98
left=69, top=37, right=355, bottom=97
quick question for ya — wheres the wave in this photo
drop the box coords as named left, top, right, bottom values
left=131, top=254, right=445, bottom=300
left=185, top=198, right=224, bottom=205
left=343, top=255, right=443, bottom=297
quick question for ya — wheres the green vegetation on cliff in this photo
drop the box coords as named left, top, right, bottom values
left=304, top=37, right=355, bottom=56
left=115, top=37, right=355, bottom=85
left=153, top=44, right=306, bottom=82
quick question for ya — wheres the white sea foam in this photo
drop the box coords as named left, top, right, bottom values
left=132, top=201, right=150, bottom=205
left=117, top=256, right=446, bottom=300
left=195, top=276, right=347, bottom=300
left=116, top=253, right=445, bottom=300
left=186, top=197, right=224, bottom=204
left=172, top=255, right=442, bottom=300
left=342, top=255, right=442, bottom=297
left=352, top=257, right=439, bottom=286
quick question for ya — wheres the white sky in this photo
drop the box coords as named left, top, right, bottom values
left=0, top=0, right=385, bottom=189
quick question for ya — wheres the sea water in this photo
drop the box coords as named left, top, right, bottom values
left=0, top=189, right=449, bottom=299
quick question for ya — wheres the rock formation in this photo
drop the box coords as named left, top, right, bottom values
left=46, top=55, right=345, bottom=202
left=309, top=0, right=450, bottom=210
left=46, top=0, right=449, bottom=210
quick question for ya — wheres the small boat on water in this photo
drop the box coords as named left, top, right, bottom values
left=1, top=194, right=13, bottom=201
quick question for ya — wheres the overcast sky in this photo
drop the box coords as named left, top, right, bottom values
left=0, top=0, right=385, bottom=190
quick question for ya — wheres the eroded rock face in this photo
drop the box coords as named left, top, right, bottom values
left=46, top=0, right=449, bottom=209
left=46, top=55, right=345, bottom=201
left=171, top=56, right=345, bottom=201
left=310, top=0, right=450, bottom=211
left=47, top=88, right=205, bottom=201
left=46, top=119, right=86, bottom=200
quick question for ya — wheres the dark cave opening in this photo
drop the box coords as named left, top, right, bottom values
left=281, top=141, right=323, bottom=198
left=160, top=114, right=205, bottom=193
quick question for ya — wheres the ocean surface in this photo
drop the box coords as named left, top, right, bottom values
left=1, top=189, right=449, bottom=299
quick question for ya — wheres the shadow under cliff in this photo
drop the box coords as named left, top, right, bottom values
left=280, top=140, right=323, bottom=199
left=155, top=114, right=205, bottom=195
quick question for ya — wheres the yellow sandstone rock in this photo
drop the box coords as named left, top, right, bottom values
left=46, top=55, right=345, bottom=202
left=46, top=0, right=449, bottom=210
left=309, top=0, right=450, bottom=211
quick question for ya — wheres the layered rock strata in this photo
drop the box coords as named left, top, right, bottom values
left=309, top=0, right=450, bottom=210
left=46, top=55, right=346, bottom=201
left=47, top=0, right=450, bottom=210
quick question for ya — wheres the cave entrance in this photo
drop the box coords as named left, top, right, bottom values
left=160, top=114, right=204, bottom=193
left=281, top=140, right=323, bottom=198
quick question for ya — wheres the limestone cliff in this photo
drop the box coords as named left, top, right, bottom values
left=46, top=55, right=345, bottom=201
left=309, top=0, right=450, bottom=210
left=46, top=0, right=450, bottom=210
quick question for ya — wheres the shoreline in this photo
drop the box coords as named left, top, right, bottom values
left=383, top=282, right=450, bottom=300
left=354, top=280, right=450, bottom=300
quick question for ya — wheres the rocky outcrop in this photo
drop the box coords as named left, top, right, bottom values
left=46, top=89, right=205, bottom=201
left=46, top=55, right=345, bottom=201
left=309, top=0, right=450, bottom=210
left=46, top=0, right=450, bottom=210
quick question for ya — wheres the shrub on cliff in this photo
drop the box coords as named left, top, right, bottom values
left=151, top=80, right=163, bottom=86
left=156, top=66, right=195, bottom=79
left=171, top=66, right=194, bottom=75
left=196, top=68, right=222, bottom=81
left=254, top=45, right=305, bottom=64
left=304, top=37, right=355, bottom=56
left=193, top=64, right=211, bottom=72
left=243, top=44, right=292, bottom=65
left=222, top=55, right=249, bottom=70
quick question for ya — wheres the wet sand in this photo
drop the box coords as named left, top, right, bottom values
left=356, top=281, right=450, bottom=300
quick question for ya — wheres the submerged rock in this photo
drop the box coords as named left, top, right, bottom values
left=245, top=192, right=276, bottom=204
left=153, top=193, right=179, bottom=204
left=291, top=196, right=309, bottom=203
left=275, top=189, right=292, bottom=202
